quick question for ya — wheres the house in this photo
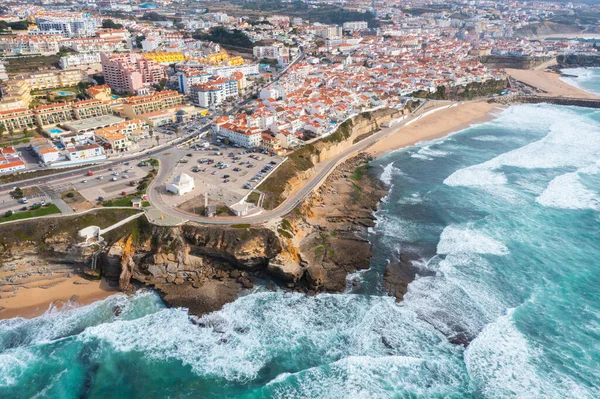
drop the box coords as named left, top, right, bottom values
left=30, top=138, right=62, bottom=163
left=166, top=173, right=195, bottom=195
left=0, top=146, right=26, bottom=174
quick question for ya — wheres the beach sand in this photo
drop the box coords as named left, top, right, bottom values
left=506, top=68, right=599, bottom=99
left=369, top=101, right=501, bottom=156
left=0, top=275, right=119, bottom=319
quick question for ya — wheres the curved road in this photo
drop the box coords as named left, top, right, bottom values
left=147, top=100, right=458, bottom=225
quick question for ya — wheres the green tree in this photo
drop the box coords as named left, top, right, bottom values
left=0, top=125, right=5, bottom=136
left=4, top=210, right=13, bottom=218
left=102, top=19, right=123, bottom=29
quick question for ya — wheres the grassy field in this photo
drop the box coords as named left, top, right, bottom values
left=5, top=55, right=60, bottom=74
left=0, top=204, right=61, bottom=222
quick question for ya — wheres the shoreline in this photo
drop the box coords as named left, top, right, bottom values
left=0, top=274, right=119, bottom=319
left=368, top=101, right=502, bottom=157
left=506, top=67, right=600, bottom=99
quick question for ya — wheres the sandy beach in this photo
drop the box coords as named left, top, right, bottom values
left=369, top=101, right=501, bottom=156
left=506, top=67, right=599, bottom=99
left=0, top=274, right=119, bottom=319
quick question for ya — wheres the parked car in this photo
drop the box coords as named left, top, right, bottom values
left=111, top=177, right=118, bottom=181
left=129, top=181, right=136, bottom=186
left=98, top=196, right=104, bottom=201
left=186, top=153, right=192, bottom=157
left=122, top=174, right=129, bottom=179
left=81, top=179, right=87, bottom=183
left=223, top=174, right=230, bottom=179
left=233, top=167, right=241, bottom=172
left=97, top=176, right=104, bottom=180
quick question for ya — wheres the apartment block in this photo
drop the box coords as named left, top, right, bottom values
left=59, top=53, right=101, bottom=69
left=36, top=15, right=99, bottom=38
left=101, top=53, right=166, bottom=94
left=32, top=103, right=75, bottom=127
left=71, top=99, right=112, bottom=120
left=0, top=34, right=61, bottom=56
left=122, top=90, right=184, bottom=118
left=0, top=108, right=36, bottom=132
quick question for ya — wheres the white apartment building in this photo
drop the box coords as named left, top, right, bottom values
left=253, top=45, right=290, bottom=64
left=205, top=64, right=259, bottom=78
left=343, top=21, right=368, bottom=30
left=59, top=53, right=101, bottom=69
left=315, top=25, right=343, bottom=39
left=217, top=124, right=262, bottom=148
left=36, top=16, right=99, bottom=38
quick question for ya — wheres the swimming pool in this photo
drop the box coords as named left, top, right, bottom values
left=55, top=90, right=75, bottom=96
left=47, top=128, right=64, bottom=135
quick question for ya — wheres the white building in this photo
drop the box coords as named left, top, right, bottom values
left=59, top=53, right=101, bottom=69
left=0, top=61, right=8, bottom=81
left=253, top=44, right=290, bottom=65
left=37, top=16, right=99, bottom=38
left=166, top=173, right=195, bottom=195
left=216, top=123, right=262, bottom=148
left=65, top=143, right=106, bottom=161
left=343, top=21, right=369, bottom=30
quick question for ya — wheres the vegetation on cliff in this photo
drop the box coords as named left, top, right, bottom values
left=411, top=79, right=507, bottom=100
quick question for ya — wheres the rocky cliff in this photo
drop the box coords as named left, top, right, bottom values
left=479, top=55, right=553, bottom=70
left=556, top=54, right=600, bottom=68
left=259, top=108, right=399, bottom=210
left=96, top=154, right=388, bottom=315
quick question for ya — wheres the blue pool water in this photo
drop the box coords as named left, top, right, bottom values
left=1, top=103, right=599, bottom=398
left=55, top=91, right=75, bottom=96
left=46, top=128, right=64, bottom=135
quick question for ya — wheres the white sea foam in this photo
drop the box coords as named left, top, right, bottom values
left=536, top=171, right=599, bottom=210
left=416, top=145, right=449, bottom=158
left=0, top=350, right=37, bottom=387
left=437, top=224, right=509, bottom=256
left=465, top=309, right=598, bottom=399
left=470, top=135, right=501, bottom=142
left=444, top=105, right=600, bottom=189
left=379, top=162, right=395, bottom=185
left=410, top=153, right=433, bottom=161
left=560, top=68, right=600, bottom=96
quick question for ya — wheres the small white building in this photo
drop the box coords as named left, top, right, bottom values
left=166, top=173, right=195, bottom=195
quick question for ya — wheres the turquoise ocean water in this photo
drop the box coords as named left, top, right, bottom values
left=1, top=103, right=600, bottom=398
left=560, top=67, right=600, bottom=96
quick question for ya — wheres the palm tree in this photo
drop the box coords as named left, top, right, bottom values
left=8, top=128, right=14, bottom=143
left=155, top=135, right=160, bottom=145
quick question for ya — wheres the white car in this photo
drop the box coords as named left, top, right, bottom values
left=97, top=176, right=104, bottom=180
left=82, top=179, right=87, bottom=183
left=111, top=177, right=118, bottom=181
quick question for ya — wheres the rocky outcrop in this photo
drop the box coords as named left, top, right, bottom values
left=479, top=55, right=553, bottom=70
left=556, top=54, right=600, bottom=68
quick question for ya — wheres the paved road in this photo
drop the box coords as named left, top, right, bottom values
left=147, top=100, right=460, bottom=225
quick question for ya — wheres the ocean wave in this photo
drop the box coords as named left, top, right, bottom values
left=536, top=166, right=600, bottom=211
left=444, top=105, right=600, bottom=189
left=437, top=224, right=509, bottom=256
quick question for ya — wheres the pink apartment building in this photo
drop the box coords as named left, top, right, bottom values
left=100, top=53, right=166, bottom=94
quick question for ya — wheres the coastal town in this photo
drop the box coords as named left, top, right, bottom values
left=0, top=1, right=599, bottom=396
left=0, top=0, right=596, bottom=224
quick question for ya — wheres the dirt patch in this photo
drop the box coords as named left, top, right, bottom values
left=61, top=190, right=95, bottom=212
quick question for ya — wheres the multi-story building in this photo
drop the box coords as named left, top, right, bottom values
left=59, top=53, right=101, bottom=69
left=315, top=25, right=343, bottom=39
left=71, top=99, right=112, bottom=120
left=94, top=129, right=131, bottom=152
left=23, top=70, right=84, bottom=91
left=36, top=15, right=99, bottom=38
left=0, top=34, right=61, bottom=56
left=142, top=52, right=186, bottom=64
left=343, top=21, right=369, bottom=30
left=33, top=103, right=74, bottom=127
left=253, top=44, right=290, bottom=64
left=101, top=53, right=166, bottom=94
left=122, top=90, right=184, bottom=118
left=190, top=84, right=223, bottom=109
left=0, top=108, right=35, bottom=132
left=215, top=123, right=262, bottom=148
left=177, top=70, right=211, bottom=94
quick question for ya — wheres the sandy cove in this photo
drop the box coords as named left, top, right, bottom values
left=368, top=101, right=502, bottom=156
left=0, top=273, right=119, bottom=319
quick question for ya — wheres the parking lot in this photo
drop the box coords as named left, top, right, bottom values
left=73, top=162, right=153, bottom=202
left=160, top=139, right=285, bottom=210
